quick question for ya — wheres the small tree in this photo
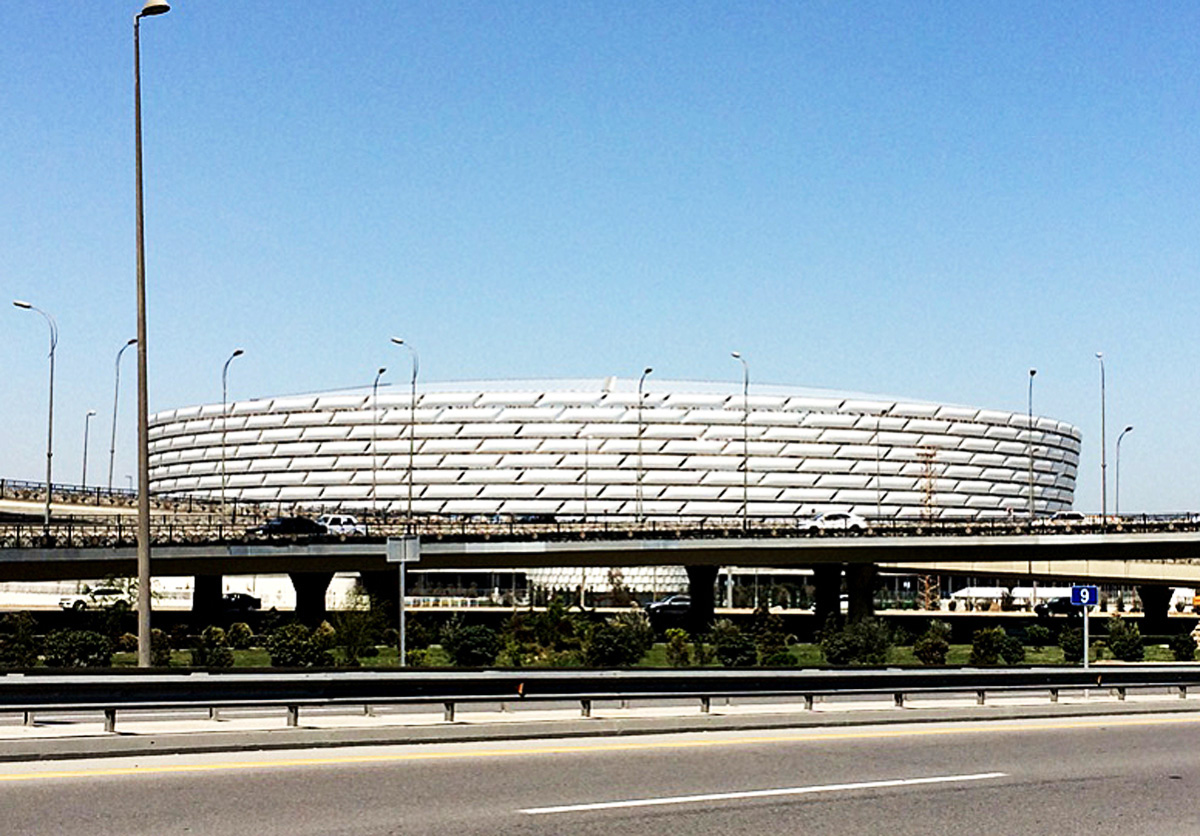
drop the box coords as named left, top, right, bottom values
left=43, top=630, right=113, bottom=668
left=969, top=627, right=1023, bottom=665
left=584, top=612, right=653, bottom=667
left=664, top=628, right=692, bottom=667
left=753, top=606, right=795, bottom=666
left=1169, top=633, right=1196, bottom=662
left=150, top=627, right=172, bottom=667
left=442, top=622, right=499, bottom=666
left=912, top=621, right=951, bottom=666
left=226, top=622, right=254, bottom=650
left=708, top=619, right=756, bottom=667
left=1059, top=627, right=1084, bottom=663
left=266, top=622, right=333, bottom=668
left=1106, top=617, right=1144, bottom=662
left=192, top=626, right=234, bottom=668
left=0, top=612, right=39, bottom=669
left=819, top=617, right=891, bottom=666
left=1025, top=624, right=1052, bottom=652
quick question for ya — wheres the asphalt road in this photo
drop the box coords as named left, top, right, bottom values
left=3, top=713, right=1200, bottom=835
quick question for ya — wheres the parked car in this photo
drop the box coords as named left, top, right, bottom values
left=801, top=511, right=868, bottom=535
left=645, top=594, right=691, bottom=617
left=316, top=514, right=366, bottom=536
left=59, top=586, right=130, bottom=611
left=248, top=516, right=327, bottom=538
left=220, top=592, right=262, bottom=613
left=1034, top=596, right=1080, bottom=617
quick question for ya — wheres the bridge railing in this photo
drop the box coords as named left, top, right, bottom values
left=3, top=512, right=1200, bottom=550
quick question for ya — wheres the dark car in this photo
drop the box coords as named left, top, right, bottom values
left=221, top=592, right=262, bottom=613
left=248, top=516, right=327, bottom=538
left=1034, top=596, right=1080, bottom=618
left=645, top=594, right=691, bottom=617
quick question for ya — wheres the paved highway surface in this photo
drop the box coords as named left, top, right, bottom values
left=2, top=713, right=1199, bottom=835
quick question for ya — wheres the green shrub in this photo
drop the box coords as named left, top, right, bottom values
left=913, top=621, right=952, bottom=666
left=116, top=632, right=139, bottom=653
left=708, top=619, right=756, bottom=667
left=819, top=618, right=891, bottom=666
left=969, top=627, right=1023, bottom=665
left=266, top=622, right=333, bottom=668
left=1025, top=624, right=1052, bottom=651
left=1059, top=627, right=1084, bottom=663
left=0, top=612, right=39, bottom=669
left=192, top=626, right=234, bottom=668
left=1169, top=633, right=1196, bottom=662
left=442, top=623, right=499, bottom=667
left=664, top=628, right=692, bottom=667
left=43, top=630, right=113, bottom=668
left=226, top=622, right=254, bottom=650
left=1106, top=618, right=1144, bottom=662
left=151, top=627, right=172, bottom=667
left=584, top=612, right=653, bottom=667
left=752, top=606, right=794, bottom=665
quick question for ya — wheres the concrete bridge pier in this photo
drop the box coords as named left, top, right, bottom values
left=192, top=575, right=223, bottom=622
left=685, top=565, right=719, bottom=633
left=812, top=564, right=842, bottom=628
left=289, top=572, right=333, bottom=624
left=846, top=563, right=878, bottom=623
left=1136, top=584, right=1172, bottom=635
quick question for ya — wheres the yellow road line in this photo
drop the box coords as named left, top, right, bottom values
left=2, top=713, right=1199, bottom=784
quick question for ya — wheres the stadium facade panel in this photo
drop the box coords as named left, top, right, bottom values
left=148, top=378, right=1081, bottom=520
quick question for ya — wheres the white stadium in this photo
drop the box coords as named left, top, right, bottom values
left=148, top=378, right=1081, bottom=521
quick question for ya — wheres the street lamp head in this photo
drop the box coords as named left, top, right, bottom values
left=643, top=367, right=653, bottom=376
left=391, top=337, right=405, bottom=346
left=1095, top=351, right=1104, bottom=360
left=138, top=1, right=170, bottom=17
left=730, top=351, right=741, bottom=359
left=1124, top=425, right=1134, bottom=433
left=13, top=300, right=31, bottom=309
left=87, top=409, right=97, bottom=417
left=1029, top=368, right=1037, bottom=377
left=231, top=348, right=244, bottom=358
left=126, top=337, right=138, bottom=346
left=377, top=367, right=387, bottom=376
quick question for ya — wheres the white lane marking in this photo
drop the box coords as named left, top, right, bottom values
left=520, top=771, right=1008, bottom=815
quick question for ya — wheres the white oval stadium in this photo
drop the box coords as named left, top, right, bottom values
left=148, top=378, right=1081, bottom=520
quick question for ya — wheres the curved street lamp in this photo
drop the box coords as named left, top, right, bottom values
left=1116, top=425, right=1134, bottom=517
left=731, top=352, right=749, bottom=530
left=108, top=337, right=137, bottom=490
left=13, top=300, right=57, bottom=528
left=391, top=338, right=419, bottom=530
left=371, top=367, right=387, bottom=520
left=221, top=348, right=244, bottom=516
left=82, top=409, right=97, bottom=486
left=1096, top=352, right=1107, bottom=531
left=636, top=367, right=653, bottom=524
left=1027, top=368, right=1037, bottom=520
left=134, top=0, right=171, bottom=667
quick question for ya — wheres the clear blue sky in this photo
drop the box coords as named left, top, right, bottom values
left=2, top=2, right=1197, bottom=512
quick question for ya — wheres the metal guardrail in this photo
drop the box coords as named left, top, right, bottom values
left=3, top=666, right=1199, bottom=733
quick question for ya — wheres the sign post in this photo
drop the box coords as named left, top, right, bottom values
left=387, top=536, right=421, bottom=667
left=1071, top=585, right=1099, bottom=668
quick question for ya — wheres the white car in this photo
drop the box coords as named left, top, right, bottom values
left=316, top=514, right=367, bottom=536
left=802, top=512, right=868, bottom=535
left=59, top=586, right=130, bottom=611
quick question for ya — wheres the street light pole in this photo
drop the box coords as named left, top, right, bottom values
left=636, top=367, right=652, bottom=524
left=108, top=337, right=137, bottom=491
left=1116, top=425, right=1133, bottom=517
left=82, top=410, right=97, bottom=486
left=1027, top=368, right=1037, bottom=520
left=221, top=348, right=244, bottom=517
left=371, top=367, right=387, bottom=522
left=391, top=338, right=418, bottom=532
left=134, top=0, right=170, bottom=668
left=13, top=300, right=57, bottom=529
left=731, top=352, right=749, bottom=530
left=1096, top=352, right=1107, bottom=532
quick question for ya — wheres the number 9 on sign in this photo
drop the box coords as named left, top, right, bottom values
left=1071, top=585, right=1099, bottom=606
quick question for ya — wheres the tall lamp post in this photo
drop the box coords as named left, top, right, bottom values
left=108, top=337, right=137, bottom=490
left=220, top=348, right=244, bottom=516
left=371, top=367, right=387, bottom=522
left=731, top=352, right=749, bottom=530
left=1116, top=425, right=1133, bottom=517
left=1096, top=352, right=1107, bottom=532
left=390, top=338, right=418, bottom=531
left=13, top=300, right=57, bottom=528
left=1027, top=368, right=1037, bottom=520
left=636, top=367, right=652, bottom=524
left=82, top=410, right=97, bottom=486
left=134, top=0, right=170, bottom=667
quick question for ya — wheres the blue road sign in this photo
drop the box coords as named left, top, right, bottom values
left=1071, top=585, right=1099, bottom=606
